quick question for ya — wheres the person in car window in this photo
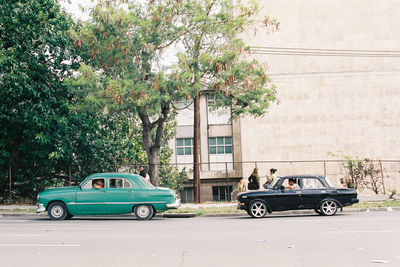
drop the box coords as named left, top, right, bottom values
left=93, top=180, right=104, bottom=189
left=285, top=179, right=299, bottom=190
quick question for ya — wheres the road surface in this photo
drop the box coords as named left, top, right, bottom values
left=1, top=211, right=400, bottom=267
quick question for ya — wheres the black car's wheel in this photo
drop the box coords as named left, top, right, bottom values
left=48, top=202, right=68, bottom=221
left=134, top=204, right=154, bottom=220
left=314, top=209, right=323, bottom=215
left=249, top=201, right=267, bottom=218
left=246, top=209, right=252, bottom=216
left=320, top=200, right=338, bottom=216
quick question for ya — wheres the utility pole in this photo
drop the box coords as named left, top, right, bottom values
left=68, top=165, right=72, bottom=186
left=8, top=165, right=12, bottom=202
left=193, top=93, right=200, bottom=203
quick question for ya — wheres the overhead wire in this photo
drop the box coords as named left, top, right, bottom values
left=250, top=46, right=400, bottom=57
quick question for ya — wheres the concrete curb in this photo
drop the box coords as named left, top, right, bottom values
left=0, top=212, right=197, bottom=218
left=1, top=207, right=399, bottom=218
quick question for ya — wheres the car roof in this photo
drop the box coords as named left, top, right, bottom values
left=279, top=175, right=325, bottom=179
left=89, top=173, right=139, bottom=178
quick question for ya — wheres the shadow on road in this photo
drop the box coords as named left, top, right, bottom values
left=221, top=212, right=351, bottom=220
left=31, top=216, right=167, bottom=221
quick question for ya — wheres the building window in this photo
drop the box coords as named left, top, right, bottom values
left=212, top=186, right=232, bottom=201
left=176, top=138, right=193, bottom=155
left=180, top=188, right=194, bottom=203
left=207, top=95, right=215, bottom=107
left=209, top=137, right=232, bottom=154
left=176, top=98, right=192, bottom=109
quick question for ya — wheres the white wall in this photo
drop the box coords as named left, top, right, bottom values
left=239, top=0, right=400, bottom=191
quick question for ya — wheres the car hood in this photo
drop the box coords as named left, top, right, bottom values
left=238, top=189, right=274, bottom=196
left=41, top=186, right=79, bottom=194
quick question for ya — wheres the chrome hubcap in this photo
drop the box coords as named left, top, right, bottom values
left=322, top=201, right=337, bottom=215
left=137, top=206, right=150, bottom=217
left=251, top=203, right=266, bottom=217
left=51, top=205, right=63, bottom=218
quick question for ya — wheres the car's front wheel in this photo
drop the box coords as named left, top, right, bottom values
left=134, top=204, right=154, bottom=220
left=320, top=200, right=338, bottom=216
left=249, top=201, right=267, bottom=218
left=48, top=202, right=68, bottom=221
left=314, top=209, right=323, bottom=215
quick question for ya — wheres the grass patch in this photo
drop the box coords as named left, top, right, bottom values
left=350, top=200, right=400, bottom=208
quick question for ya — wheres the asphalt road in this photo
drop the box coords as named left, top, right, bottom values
left=1, top=212, right=400, bottom=267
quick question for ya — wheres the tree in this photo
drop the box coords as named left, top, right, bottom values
left=0, top=0, right=80, bottom=200
left=329, top=152, right=384, bottom=194
left=72, top=0, right=277, bottom=186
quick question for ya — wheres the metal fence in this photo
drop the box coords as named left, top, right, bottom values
left=166, top=159, right=400, bottom=202
left=3, top=159, right=400, bottom=203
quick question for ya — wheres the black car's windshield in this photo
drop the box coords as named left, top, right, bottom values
left=324, top=177, right=335, bottom=188
left=270, top=177, right=281, bottom=189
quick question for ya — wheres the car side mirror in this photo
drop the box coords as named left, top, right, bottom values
left=280, top=185, right=285, bottom=191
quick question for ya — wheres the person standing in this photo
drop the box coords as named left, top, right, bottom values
left=139, top=166, right=147, bottom=178
left=248, top=168, right=260, bottom=190
left=238, top=178, right=247, bottom=192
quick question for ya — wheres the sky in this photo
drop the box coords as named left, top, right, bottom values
left=60, top=0, right=93, bottom=21
left=59, top=0, right=179, bottom=72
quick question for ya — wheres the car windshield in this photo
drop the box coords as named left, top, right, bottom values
left=324, top=176, right=335, bottom=188
left=270, top=177, right=281, bottom=189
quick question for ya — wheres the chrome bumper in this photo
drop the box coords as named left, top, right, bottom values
left=166, top=198, right=181, bottom=209
left=36, top=203, right=45, bottom=213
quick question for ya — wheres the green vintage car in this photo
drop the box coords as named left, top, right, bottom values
left=36, top=173, right=180, bottom=220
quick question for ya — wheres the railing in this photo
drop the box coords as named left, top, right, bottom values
left=3, top=159, right=400, bottom=203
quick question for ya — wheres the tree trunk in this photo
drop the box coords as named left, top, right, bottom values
left=139, top=113, right=160, bottom=186
left=138, top=104, right=170, bottom=187
left=149, top=148, right=160, bottom=186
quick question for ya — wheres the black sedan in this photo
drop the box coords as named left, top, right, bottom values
left=238, top=175, right=359, bottom=218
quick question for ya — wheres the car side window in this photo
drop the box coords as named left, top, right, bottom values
left=123, top=179, right=132, bottom=188
left=109, top=178, right=123, bottom=188
left=282, top=178, right=300, bottom=190
left=82, top=178, right=105, bottom=189
left=109, top=178, right=133, bottom=189
left=302, top=178, right=325, bottom=189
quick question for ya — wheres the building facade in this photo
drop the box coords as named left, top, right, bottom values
left=171, top=0, right=400, bottom=202
left=169, top=96, right=244, bottom=202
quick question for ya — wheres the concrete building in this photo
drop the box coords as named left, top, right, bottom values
left=171, top=0, right=400, bottom=202
left=169, top=96, right=243, bottom=202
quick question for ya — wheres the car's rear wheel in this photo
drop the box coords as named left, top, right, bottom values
left=249, top=201, right=267, bottom=218
left=48, top=202, right=68, bottom=221
left=320, top=200, right=338, bottom=216
left=134, top=204, right=154, bottom=220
